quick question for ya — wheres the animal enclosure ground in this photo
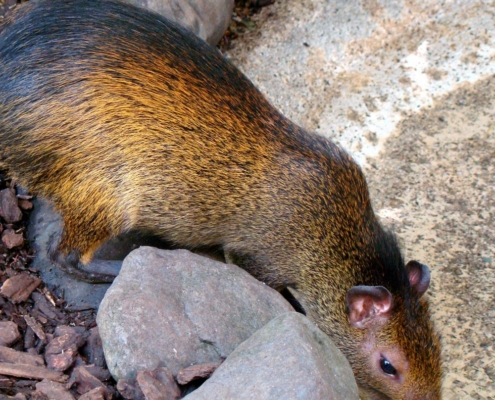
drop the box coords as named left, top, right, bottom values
left=365, top=77, right=495, bottom=399
left=1, top=0, right=494, bottom=399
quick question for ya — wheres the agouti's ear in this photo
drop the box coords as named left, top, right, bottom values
left=405, top=260, right=431, bottom=297
left=346, top=286, right=393, bottom=329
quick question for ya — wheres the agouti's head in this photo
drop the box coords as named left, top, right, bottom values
left=345, top=261, right=442, bottom=400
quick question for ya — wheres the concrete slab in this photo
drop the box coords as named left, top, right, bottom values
left=226, top=1, right=495, bottom=398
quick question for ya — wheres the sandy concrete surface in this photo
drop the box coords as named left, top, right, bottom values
left=226, top=1, right=495, bottom=398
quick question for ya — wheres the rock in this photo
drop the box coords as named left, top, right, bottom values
left=35, top=379, right=75, bottom=400
left=123, top=0, right=234, bottom=46
left=136, top=367, right=181, bottom=400
left=0, top=273, right=41, bottom=303
left=97, top=248, right=293, bottom=380
left=0, top=321, right=20, bottom=347
left=0, top=188, right=22, bottom=223
left=184, top=312, right=359, bottom=400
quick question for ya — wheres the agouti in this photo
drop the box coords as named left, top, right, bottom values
left=0, top=0, right=442, bottom=398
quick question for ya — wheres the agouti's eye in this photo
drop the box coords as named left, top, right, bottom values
left=380, top=358, right=397, bottom=376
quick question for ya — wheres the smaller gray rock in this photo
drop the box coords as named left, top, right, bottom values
left=123, top=0, right=234, bottom=45
left=185, top=312, right=359, bottom=400
left=97, top=248, right=293, bottom=380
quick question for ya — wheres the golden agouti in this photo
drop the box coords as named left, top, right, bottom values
left=0, top=0, right=442, bottom=398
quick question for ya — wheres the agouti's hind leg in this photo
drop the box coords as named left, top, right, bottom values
left=48, top=241, right=121, bottom=283
left=47, top=218, right=122, bottom=283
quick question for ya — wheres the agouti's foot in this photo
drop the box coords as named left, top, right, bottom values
left=51, top=250, right=120, bottom=283
left=47, top=233, right=121, bottom=283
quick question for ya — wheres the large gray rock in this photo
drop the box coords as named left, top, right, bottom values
left=97, top=248, right=293, bottom=380
left=124, top=0, right=234, bottom=45
left=185, top=312, right=359, bottom=400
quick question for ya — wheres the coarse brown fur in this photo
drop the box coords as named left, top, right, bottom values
left=0, top=0, right=442, bottom=398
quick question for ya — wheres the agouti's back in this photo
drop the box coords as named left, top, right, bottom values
left=0, top=0, right=341, bottom=255
left=1, top=0, right=278, bottom=247
left=0, top=1, right=442, bottom=398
